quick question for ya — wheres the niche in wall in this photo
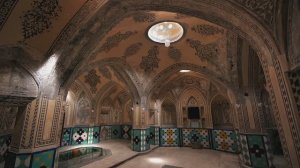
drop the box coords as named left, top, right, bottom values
left=211, top=95, right=233, bottom=129
left=183, top=96, right=204, bottom=128
left=161, top=99, right=177, bottom=127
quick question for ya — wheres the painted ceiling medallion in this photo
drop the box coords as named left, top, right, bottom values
left=147, top=22, right=184, bottom=47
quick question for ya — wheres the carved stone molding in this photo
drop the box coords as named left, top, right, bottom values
left=232, top=0, right=277, bottom=27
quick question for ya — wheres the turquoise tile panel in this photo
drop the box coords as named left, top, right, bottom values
left=247, top=135, right=269, bottom=168
left=32, top=149, right=55, bottom=168
left=71, top=127, right=89, bottom=145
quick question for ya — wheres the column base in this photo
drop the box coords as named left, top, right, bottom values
left=132, top=128, right=150, bottom=152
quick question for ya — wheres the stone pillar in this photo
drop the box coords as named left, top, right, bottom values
left=131, top=97, right=150, bottom=152
left=5, top=96, right=64, bottom=168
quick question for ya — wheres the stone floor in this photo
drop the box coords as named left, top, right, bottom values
left=79, top=140, right=138, bottom=168
left=117, top=147, right=240, bottom=168
left=57, top=140, right=240, bottom=168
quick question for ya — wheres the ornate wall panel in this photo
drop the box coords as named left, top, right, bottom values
left=71, top=127, right=88, bottom=145
left=132, top=128, right=150, bottom=152
left=31, top=149, right=55, bottom=168
left=21, top=0, right=62, bottom=39
left=160, top=128, right=180, bottom=147
left=182, top=128, right=210, bottom=148
left=212, top=129, right=238, bottom=153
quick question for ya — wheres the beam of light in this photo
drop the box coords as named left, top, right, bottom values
left=148, top=157, right=165, bottom=164
left=38, top=54, right=58, bottom=76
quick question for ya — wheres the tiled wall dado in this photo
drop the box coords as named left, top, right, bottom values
left=61, top=125, right=132, bottom=147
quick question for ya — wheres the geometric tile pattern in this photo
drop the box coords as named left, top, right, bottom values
left=61, top=128, right=71, bottom=146
left=149, top=127, right=156, bottom=145
left=121, top=125, right=132, bottom=140
left=132, top=129, right=150, bottom=152
left=182, top=128, right=210, bottom=148
left=247, top=135, right=269, bottom=168
left=14, top=154, right=31, bottom=168
left=92, top=127, right=100, bottom=144
left=111, top=125, right=121, bottom=139
left=72, top=128, right=88, bottom=145
left=160, top=128, right=179, bottom=147
left=182, top=128, right=193, bottom=146
left=239, top=134, right=251, bottom=166
left=100, top=126, right=112, bottom=141
left=31, top=149, right=55, bottom=168
left=0, top=134, right=11, bottom=166
left=155, top=127, right=160, bottom=145
left=263, top=136, right=274, bottom=168
left=88, top=127, right=94, bottom=144
left=212, top=130, right=238, bottom=153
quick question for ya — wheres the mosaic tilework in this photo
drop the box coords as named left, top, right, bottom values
left=263, top=136, right=274, bottom=167
left=239, top=134, right=251, bottom=166
left=88, top=127, right=94, bottom=144
left=111, top=125, right=121, bottom=139
left=212, top=130, right=238, bottom=153
left=61, top=128, right=71, bottom=146
left=121, top=125, right=132, bottom=140
left=149, top=127, right=156, bottom=145
left=100, top=126, right=112, bottom=140
left=14, top=154, right=31, bottom=168
left=31, top=149, right=55, bottom=168
left=72, top=128, right=88, bottom=145
left=182, top=128, right=193, bottom=146
left=160, top=128, right=179, bottom=147
left=182, top=128, right=210, bottom=148
left=92, top=127, right=100, bottom=144
left=0, top=134, right=11, bottom=167
left=155, top=127, right=160, bottom=145
left=132, top=129, right=150, bottom=152
left=247, top=135, right=269, bottom=168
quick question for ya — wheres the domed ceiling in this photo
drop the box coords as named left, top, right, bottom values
left=73, top=11, right=238, bottom=98
left=0, top=0, right=281, bottom=100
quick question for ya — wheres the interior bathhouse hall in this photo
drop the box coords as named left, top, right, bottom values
left=0, top=0, right=300, bottom=168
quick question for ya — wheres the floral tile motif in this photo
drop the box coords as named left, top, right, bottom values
left=160, top=128, right=179, bottom=147
left=72, top=128, right=88, bottom=145
left=212, top=129, right=238, bottom=153
left=121, top=125, right=132, bottom=140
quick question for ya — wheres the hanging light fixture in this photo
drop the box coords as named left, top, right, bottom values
left=147, top=21, right=184, bottom=47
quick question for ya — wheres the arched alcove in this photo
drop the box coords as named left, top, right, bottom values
left=211, top=95, right=233, bottom=129
left=75, top=96, right=92, bottom=126
left=161, top=98, right=177, bottom=127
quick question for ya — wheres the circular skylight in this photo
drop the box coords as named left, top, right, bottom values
left=148, top=21, right=184, bottom=47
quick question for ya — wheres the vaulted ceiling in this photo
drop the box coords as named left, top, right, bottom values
left=0, top=0, right=287, bottom=100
